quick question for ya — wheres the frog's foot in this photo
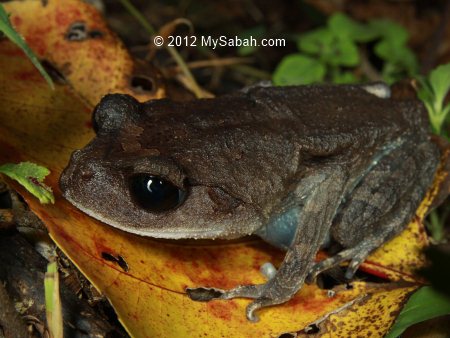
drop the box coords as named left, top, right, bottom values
left=186, top=284, right=265, bottom=302
left=189, top=261, right=287, bottom=321
left=186, top=283, right=289, bottom=322
left=306, top=243, right=373, bottom=283
left=187, top=283, right=272, bottom=321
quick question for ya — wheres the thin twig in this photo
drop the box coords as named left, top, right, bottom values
left=231, top=64, right=272, bottom=80
left=359, top=47, right=383, bottom=82
left=166, top=46, right=210, bottom=98
left=118, top=0, right=208, bottom=98
left=183, top=57, right=253, bottom=70
left=165, top=57, right=254, bottom=79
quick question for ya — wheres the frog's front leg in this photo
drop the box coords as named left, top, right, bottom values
left=187, top=168, right=348, bottom=321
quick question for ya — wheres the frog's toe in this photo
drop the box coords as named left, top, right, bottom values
left=344, top=251, right=370, bottom=279
left=246, top=300, right=262, bottom=322
left=246, top=295, right=285, bottom=322
left=345, top=260, right=362, bottom=280
left=306, top=249, right=354, bottom=283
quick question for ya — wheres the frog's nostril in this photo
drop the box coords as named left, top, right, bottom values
left=80, top=170, right=94, bottom=180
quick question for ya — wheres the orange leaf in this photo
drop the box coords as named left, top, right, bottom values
left=3, top=0, right=165, bottom=105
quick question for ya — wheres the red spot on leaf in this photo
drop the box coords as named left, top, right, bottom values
left=27, top=176, right=43, bottom=187
left=14, top=70, right=42, bottom=83
left=12, top=15, right=22, bottom=27
left=207, top=301, right=234, bottom=321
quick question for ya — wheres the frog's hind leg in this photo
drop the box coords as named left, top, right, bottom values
left=188, top=167, right=349, bottom=321
left=307, top=139, right=439, bottom=283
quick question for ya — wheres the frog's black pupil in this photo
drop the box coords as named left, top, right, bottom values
left=130, top=174, right=184, bottom=212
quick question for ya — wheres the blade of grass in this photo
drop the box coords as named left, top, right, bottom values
left=45, top=261, right=63, bottom=338
left=117, top=0, right=155, bottom=35
left=0, top=4, right=54, bottom=89
left=118, top=0, right=208, bottom=98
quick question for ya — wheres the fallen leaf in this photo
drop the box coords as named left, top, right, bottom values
left=296, top=282, right=418, bottom=338
left=0, top=2, right=448, bottom=336
left=3, top=0, right=165, bottom=106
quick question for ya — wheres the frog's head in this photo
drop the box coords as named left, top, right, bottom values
left=60, top=94, right=263, bottom=240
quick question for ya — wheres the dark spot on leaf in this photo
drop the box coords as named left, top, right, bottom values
left=130, top=75, right=154, bottom=93
left=88, top=30, right=103, bottom=39
left=66, top=22, right=88, bottom=41
left=101, top=252, right=129, bottom=272
left=27, top=176, right=43, bottom=188
left=304, top=323, right=319, bottom=334
left=278, top=333, right=296, bottom=338
left=345, top=283, right=354, bottom=290
left=41, top=60, right=66, bottom=84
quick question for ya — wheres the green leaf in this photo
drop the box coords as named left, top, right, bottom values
left=297, top=28, right=333, bottom=55
left=375, top=40, right=415, bottom=67
left=0, top=4, right=54, bottom=89
left=368, top=18, right=419, bottom=83
left=298, top=29, right=359, bottom=66
left=330, top=38, right=359, bottom=66
left=417, top=63, right=450, bottom=134
left=237, top=25, right=266, bottom=56
left=386, top=286, right=450, bottom=338
left=368, top=19, right=409, bottom=44
left=375, top=40, right=418, bottom=83
left=328, top=12, right=378, bottom=42
left=428, top=63, right=450, bottom=113
left=332, top=70, right=358, bottom=84
left=0, top=162, right=54, bottom=204
left=273, top=54, right=325, bottom=85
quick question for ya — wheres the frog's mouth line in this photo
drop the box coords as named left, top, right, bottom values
left=65, top=195, right=231, bottom=240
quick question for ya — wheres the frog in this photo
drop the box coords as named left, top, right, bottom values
left=59, top=83, right=441, bottom=321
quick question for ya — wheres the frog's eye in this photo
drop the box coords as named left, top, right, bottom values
left=129, top=174, right=186, bottom=212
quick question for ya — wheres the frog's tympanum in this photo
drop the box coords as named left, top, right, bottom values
left=60, top=84, right=441, bottom=321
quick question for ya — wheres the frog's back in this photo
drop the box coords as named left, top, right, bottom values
left=142, top=85, right=428, bottom=155
left=243, top=84, right=428, bottom=144
left=138, top=84, right=430, bottom=205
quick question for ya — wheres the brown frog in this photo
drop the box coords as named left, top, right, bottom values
left=60, top=84, right=441, bottom=321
